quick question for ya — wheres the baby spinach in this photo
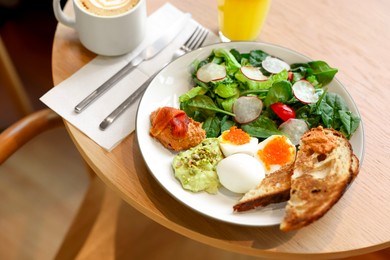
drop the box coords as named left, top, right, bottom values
left=248, top=50, right=269, bottom=67
left=290, top=61, right=338, bottom=87
left=179, top=48, right=359, bottom=140
left=263, top=80, right=293, bottom=107
left=202, top=116, right=221, bottom=138
left=310, top=92, right=360, bottom=138
left=182, top=95, right=235, bottom=118
left=294, top=91, right=360, bottom=138
left=241, top=115, right=281, bottom=138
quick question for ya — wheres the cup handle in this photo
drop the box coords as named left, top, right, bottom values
left=52, top=0, right=76, bottom=28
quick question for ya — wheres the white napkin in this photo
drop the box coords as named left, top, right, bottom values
left=41, top=3, right=219, bottom=151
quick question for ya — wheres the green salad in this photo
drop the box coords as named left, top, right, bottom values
left=179, top=48, right=360, bottom=141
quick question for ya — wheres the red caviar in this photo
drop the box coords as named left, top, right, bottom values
left=257, top=136, right=293, bottom=170
left=222, top=126, right=251, bottom=145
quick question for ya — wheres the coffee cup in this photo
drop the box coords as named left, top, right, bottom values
left=53, top=0, right=147, bottom=56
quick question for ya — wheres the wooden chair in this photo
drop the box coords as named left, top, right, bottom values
left=0, top=108, right=108, bottom=259
left=0, top=108, right=124, bottom=259
left=0, top=35, right=33, bottom=117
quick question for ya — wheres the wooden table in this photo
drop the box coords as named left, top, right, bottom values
left=52, top=0, right=390, bottom=258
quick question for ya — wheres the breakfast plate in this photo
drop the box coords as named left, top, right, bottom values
left=136, top=42, right=364, bottom=226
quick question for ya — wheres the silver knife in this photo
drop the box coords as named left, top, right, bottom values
left=74, top=13, right=191, bottom=113
left=99, top=70, right=158, bottom=130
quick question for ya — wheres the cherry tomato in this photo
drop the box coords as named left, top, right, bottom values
left=270, top=102, right=296, bottom=121
left=287, top=71, right=294, bottom=82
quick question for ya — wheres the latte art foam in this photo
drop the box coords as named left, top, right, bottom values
left=79, top=0, right=139, bottom=16
left=90, top=0, right=129, bottom=10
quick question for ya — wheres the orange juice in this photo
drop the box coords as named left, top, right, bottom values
left=217, top=0, right=271, bottom=41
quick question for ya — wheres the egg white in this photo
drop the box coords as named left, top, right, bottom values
left=216, top=153, right=266, bottom=193
left=218, top=136, right=258, bottom=157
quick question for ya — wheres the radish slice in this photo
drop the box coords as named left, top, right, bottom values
left=233, top=96, right=263, bottom=124
left=292, top=80, right=319, bottom=103
left=278, top=118, right=309, bottom=145
left=196, top=63, right=227, bottom=83
left=262, top=56, right=290, bottom=74
left=241, top=66, right=268, bottom=81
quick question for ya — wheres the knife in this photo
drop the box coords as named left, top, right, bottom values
left=74, top=13, right=191, bottom=113
left=99, top=70, right=158, bottom=130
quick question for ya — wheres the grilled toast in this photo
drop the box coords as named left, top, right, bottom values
left=233, top=126, right=359, bottom=231
left=280, top=126, right=359, bottom=232
left=233, top=163, right=293, bottom=212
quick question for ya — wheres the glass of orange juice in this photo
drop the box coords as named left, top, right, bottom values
left=217, top=0, right=271, bottom=41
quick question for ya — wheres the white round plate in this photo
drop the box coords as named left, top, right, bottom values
left=136, top=42, right=364, bottom=226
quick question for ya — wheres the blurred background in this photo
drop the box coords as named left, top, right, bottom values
left=0, top=1, right=90, bottom=259
left=0, top=0, right=57, bottom=129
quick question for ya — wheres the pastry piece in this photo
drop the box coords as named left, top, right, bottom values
left=150, top=106, right=205, bottom=151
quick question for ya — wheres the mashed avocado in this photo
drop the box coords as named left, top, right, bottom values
left=172, top=138, right=223, bottom=194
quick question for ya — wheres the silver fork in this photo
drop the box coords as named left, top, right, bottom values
left=99, top=25, right=208, bottom=130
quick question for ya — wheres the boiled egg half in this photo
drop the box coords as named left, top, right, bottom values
left=218, top=126, right=258, bottom=157
left=255, top=135, right=296, bottom=175
left=216, top=153, right=266, bottom=193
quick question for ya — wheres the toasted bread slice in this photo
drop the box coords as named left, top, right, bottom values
left=233, top=163, right=294, bottom=212
left=280, top=127, right=359, bottom=232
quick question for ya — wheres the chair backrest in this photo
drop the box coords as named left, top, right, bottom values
left=0, top=108, right=63, bottom=164
left=0, top=36, right=33, bottom=116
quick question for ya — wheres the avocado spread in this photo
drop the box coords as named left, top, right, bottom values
left=172, top=138, right=224, bottom=194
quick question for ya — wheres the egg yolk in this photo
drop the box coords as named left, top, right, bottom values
left=221, top=126, right=250, bottom=145
left=257, top=136, right=293, bottom=170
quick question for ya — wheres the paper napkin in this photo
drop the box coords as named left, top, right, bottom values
left=41, top=3, right=219, bottom=151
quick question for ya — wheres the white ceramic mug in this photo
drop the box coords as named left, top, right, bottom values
left=53, top=0, right=147, bottom=56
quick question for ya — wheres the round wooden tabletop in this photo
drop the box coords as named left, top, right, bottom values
left=51, top=0, right=390, bottom=258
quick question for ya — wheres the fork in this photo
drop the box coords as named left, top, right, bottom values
left=99, top=25, right=209, bottom=130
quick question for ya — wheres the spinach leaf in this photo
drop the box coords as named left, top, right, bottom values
left=264, top=80, right=293, bottom=107
left=308, top=61, right=338, bottom=86
left=295, top=105, right=321, bottom=128
left=230, top=48, right=242, bottom=63
left=186, top=95, right=235, bottom=117
left=202, top=115, right=236, bottom=138
left=339, top=111, right=361, bottom=138
left=220, top=115, right=236, bottom=133
left=316, top=101, right=334, bottom=128
left=248, top=50, right=269, bottom=67
left=321, top=91, right=349, bottom=111
left=203, top=116, right=221, bottom=138
left=290, top=60, right=338, bottom=86
left=295, top=92, right=360, bottom=138
left=241, top=115, right=281, bottom=138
